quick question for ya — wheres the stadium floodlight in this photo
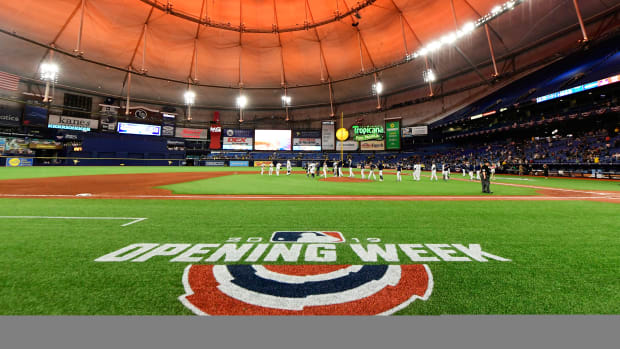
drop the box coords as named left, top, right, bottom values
left=184, top=90, right=196, bottom=105
left=441, top=33, right=457, bottom=45
left=281, top=95, right=291, bottom=106
left=423, top=69, right=436, bottom=83
left=491, top=5, right=502, bottom=15
left=236, top=95, right=248, bottom=109
left=506, top=1, right=515, bottom=9
left=373, top=81, right=383, bottom=95
left=40, top=62, right=59, bottom=82
left=462, top=22, right=476, bottom=35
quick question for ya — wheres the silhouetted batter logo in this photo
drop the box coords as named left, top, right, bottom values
left=271, top=231, right=345, bottom=243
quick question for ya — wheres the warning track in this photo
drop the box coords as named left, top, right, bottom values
left=0, top=171, right=617, bottom=203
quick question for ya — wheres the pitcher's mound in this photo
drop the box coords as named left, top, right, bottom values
left=320, top=177, right=371, bottom=183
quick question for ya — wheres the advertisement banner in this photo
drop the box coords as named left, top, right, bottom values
left=204, top=160, right=225, bottom=166
left=385, top=120, right=400, bottom=150
left=254, top=160, right=273, bottom=167
left=224, top=129, right=254, bottom=138
left=402, top=126, right=428, bottom=137
left=175, top=127, right=209, bottom=139
left=352, top=125, right=384, bottom=141
left=336, top=140, right=359, bottom=151
left=0, top=103, right=21, bottom=126
left=292, top=138, right=321, bottom=151
left=254, top=130, right=291, bottom=151
left=321, top=121, right=335, bottom=150
left=223, top=137, right=253, bottom=150
left=229, top=160, right=250, bottom=167
left=162, top=125, right=175, bottom=137
left=99, top=104, right=119, bottom=132
left=5, top=157, right=34, bottom=167
left=209, top=123, right=221, bottom=149
left=293, top=130, right=321, bottom=138
left=0, top=137, right=5, bottom=153
left=22, top=105, right=48, bottom=127
left=360, top=140, right=385, bottom=151
left=117, top=122, right=161, bottom=136
left=48, top=115, right=99, bottom=132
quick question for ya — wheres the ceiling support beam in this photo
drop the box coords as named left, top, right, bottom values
left=273, top=0, right=287, bottom=87
left=484, top=24, right=499, bottom=76
left=448, top=1, right=489, bottom=84
left=328, top=80, right=335, bottom=117
left=357, top=31, right=365, bottom=72
left=125, top=69, right=132, bottom=115
left=462, top=0, right=508, bottom=50
left=342, top=0, right=377, bottom=70
left=399, top=13, right=408, bottom=56
left=188, top=0, right=207, bottom=83
left=121, top=7, right=154, bottom=95
left=74, top=0, right=86, bottom=56
left=572, top=0, right=589, bottom=42
left=238, top=0, right=244, bottom=88
left=424, top=57, right=434, bottom=97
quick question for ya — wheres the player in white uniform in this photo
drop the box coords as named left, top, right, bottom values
left=441, top=163, right=447, bottom=180
left=468, top=163, right=474, bottom=181
left=332, top=160, right=338, bottom=176
left=367, top=162, right=376, bottom=180
left=338, top=160, right=344, bottom=177
left=360, top=161, right=365, bottom=179
left=260, top=163, right=265, bottom=175
left=476, top=163, right=481, bottom=180
left=286, top=160, right=292, bottom=175
left=269, top=162, right=274, bottom=176
left=309, top=162, right=317, bottom=178
left=322, top=161, right=328, bottom=178
left=415, top=163, right=422, bottom=181
left=430, top=163, right=438, bottom=181
left=276, top=162, right=281, bottom=176
left=491, top=163, right=496, bottom=180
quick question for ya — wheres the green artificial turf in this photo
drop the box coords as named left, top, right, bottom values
left=1, top=198, right=618, bottom=315
left=160, top=173, right=539, bottom=196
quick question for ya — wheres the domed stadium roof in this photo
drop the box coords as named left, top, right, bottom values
left=0, top=0, right=616, bottom=109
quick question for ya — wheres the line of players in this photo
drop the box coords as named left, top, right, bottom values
left=260, top=159, right=495, bottom=182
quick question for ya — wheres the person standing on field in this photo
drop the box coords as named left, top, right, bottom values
left=261, top=163, right=265, bottom=175
left=276, top=162, right=281, bottom=176
left=360, top=161, right=366, bottom=179
left=323, top=161, right=328, bottom=178
left=481, top=159, right=492, bottom=193
left=269, top=161, right=274, bottom=176
left=286, top=160, right=292, bottom=176
left=396, top=162, right=402, bottom=182
left=368, top=162, right=377, bottom=180
left=543, top=164, right=549, bottom=179
left=348, top=158, right=354, bottom=177
left=338, top=160, right=344, bottom=177
left=378, top=162, right=384, bottom=182
left=430, top=162, right=438, bottom=181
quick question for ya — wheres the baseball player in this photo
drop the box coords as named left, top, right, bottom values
left=415, top=163, right=421, bottom=181
left=462, top=165, right=466, bottom=176
left=430, top=162, right=438, bottom=181
left=276, top=162, right=281, bottom=176
left=332, top=160, right=338, bottom=177
left=286, top=160, right=292, bottom=176
left=338, top=160, right=344, bottom=177
left=269, top=162, right=274, bottom=176
left=468, top=163, right=474, bottom=181
left=491, top=163, right=496, bottom=180
left=309, top=162, right=317, bottom=179
left=322, top=161, right=328, bottom=178
left=476, top=163, right=481, bottom=180
left=348, top=158, right=354, bottom=177
left=260, top=163, right=266, bottom=175
left=368, top=162, right=377, bottom=180
left=360, top=161, right=366, bottom=179
left=442, top=163, right=447, bottom=181
left=378, top=162, right=384, bottom=182
left=396, top=162, right=402, bottom=182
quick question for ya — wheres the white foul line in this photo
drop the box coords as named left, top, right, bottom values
left=0, top=216, right=148, bottom=227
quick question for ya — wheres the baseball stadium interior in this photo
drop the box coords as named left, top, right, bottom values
left=1, top=0, right=620, bottom=326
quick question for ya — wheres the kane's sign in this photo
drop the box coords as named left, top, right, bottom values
left=95, top=231, right=510, bottom=316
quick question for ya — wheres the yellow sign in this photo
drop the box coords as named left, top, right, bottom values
left=8, top=158, right=21, bottom=167
left=336, top=128, right=349, bottom=141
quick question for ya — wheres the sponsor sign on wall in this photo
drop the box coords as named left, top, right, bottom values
left=99, top=104, right=119, bottom=132
left=292, top=138, right=321, bottom=151
left=22, top=105, right=48, bottom=127
left=48, top=115, right=99, bottom=132
left=321, top=121, right=335, bottom=150
left=402, top=126, right=428, bottom=137
left=117, top=122, right=161, bottom=136
left=118, top=107, right=163, bottom=124
left=352, top=125, right=384, bottom=141
left=175, top=127, right=209, bottom=139
left=360, top=140, right=385, bottom=151
left=209, top=123, right=222, bottom=149
left=254, top=160, right=273, bottom=167
left=162, top=125, right=175, bottom=137
left=0, top=103, right=21, bottom=126
left=229, top=160, right=250, bottom=167
left=385, top=120, right=400, bottom=150
left=336, top=140, right=359, bottom=151
left=223, top=137, right=253, bottom=150
left=223, top=129, right=254, bottom=150
left=204, top=160, right=225, bottom=166
left=293, top=130, right=321, bottom=138
left=5, top=157, right=34, bottom=167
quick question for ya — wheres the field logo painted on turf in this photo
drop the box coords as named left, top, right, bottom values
left=95, top=231, right=512, bottom=315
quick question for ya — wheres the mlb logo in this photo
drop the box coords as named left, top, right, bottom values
left=271, top=231, right=345, bottom=243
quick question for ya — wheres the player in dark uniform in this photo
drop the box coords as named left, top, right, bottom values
left=543, top=164, right=549, bottom=179
left=396, top=162, right=403, bottom=182
left=378, top=162, right=384, bottom=182
left=481, top=159, right=492, bottom=193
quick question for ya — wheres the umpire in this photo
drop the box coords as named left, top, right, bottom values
left=481, top=159, right=492, bottom=193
